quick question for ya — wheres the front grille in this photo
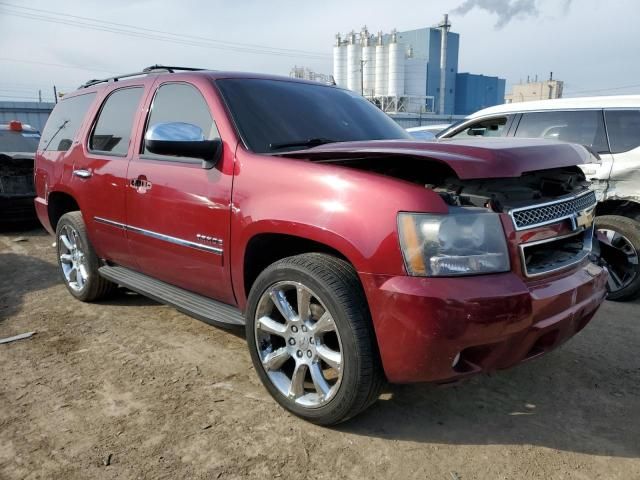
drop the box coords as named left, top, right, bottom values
left=0, top=175, right=35, bottom=195
left=521, top=229, right=592, bottom=277
left=510, top=191, right=596, bottom=230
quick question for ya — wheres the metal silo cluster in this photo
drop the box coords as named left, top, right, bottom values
left=332, top=27, right=432, bottom=114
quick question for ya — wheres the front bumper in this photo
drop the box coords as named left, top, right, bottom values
left=361, top=261, right=607, bottom=384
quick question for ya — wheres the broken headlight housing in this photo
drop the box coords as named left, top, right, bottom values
left=398, top=210, right=510, bottom=276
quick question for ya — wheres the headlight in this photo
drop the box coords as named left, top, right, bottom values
left=398, top=210, right=510, bottom=276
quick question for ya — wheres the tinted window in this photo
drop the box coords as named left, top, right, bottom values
left=39, top=93, right=95, bottom=152
left=451, top=117, right=508, bottom=138
left=144, top=83, right=218, bottom=157
left=515, top=110, right=609, bottom=153
left=605, top=110, right=640, bottom=154
left=90, top=87, right=143, bottom=155
left=0, top=130, right=40, bottom=153
left=216, top=79, right=410, bottom=153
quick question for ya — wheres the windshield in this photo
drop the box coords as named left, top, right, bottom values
left=216, top=78, right=410, bottom=153
left=0, top=130, right=40, bottom=153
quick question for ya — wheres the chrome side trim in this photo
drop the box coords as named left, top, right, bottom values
left=519, top=227, right=593, bottom=278
left=93, top=216, right=223, bottom=255
left=508, top=190, right=597, bottom=231
left=127, top=225, right=223, bottom=254
left=94, top=216, right=126, bottom=229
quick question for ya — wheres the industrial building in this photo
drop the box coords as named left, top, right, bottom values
left=455, top=73, right=506, bottom=115
left=332, top=16, right=506, bottom=116
left=505, top=75, right=564, bottom=103
left=0, top=101, right=54, bottom=131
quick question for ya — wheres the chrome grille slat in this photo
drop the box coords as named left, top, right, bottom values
left=510, top=191, right=597, bottom=230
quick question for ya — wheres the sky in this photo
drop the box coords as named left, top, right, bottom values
left=0, top=0, right=639, bottom=103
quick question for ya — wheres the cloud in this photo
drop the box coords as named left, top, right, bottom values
left=452, top=0, right=572, bottom=28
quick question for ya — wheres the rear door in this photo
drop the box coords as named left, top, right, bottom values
left=603, top=109, right=640, bottom=200
left=71, top=84, right=148, bottom=267
left=125, top=78, right=235, bottom=304
left=513, top=109, right=613, bottom=197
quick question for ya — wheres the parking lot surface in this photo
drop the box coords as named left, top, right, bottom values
left=1, top=228, right=639, bottom=479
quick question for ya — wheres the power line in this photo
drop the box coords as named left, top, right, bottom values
left=564, top=82, right=640, bottom=96
left=0, top=2, right=331, bottom=60
left=0, top=57, right=118, bottom=75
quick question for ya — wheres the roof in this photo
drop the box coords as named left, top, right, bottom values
left=468, top=95, right=640, bottom=118
left=69, top=65, right=336, bottom=98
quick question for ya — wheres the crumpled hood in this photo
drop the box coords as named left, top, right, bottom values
left=278, top=138, right=597, bottom=180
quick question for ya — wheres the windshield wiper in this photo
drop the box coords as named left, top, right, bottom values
left=269, top=137, right=337, bottom=151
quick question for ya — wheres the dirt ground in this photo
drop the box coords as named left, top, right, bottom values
left=1, top=227, right=639, bottom=480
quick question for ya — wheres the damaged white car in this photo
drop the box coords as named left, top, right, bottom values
left=438, top=96, right=640, bottom=301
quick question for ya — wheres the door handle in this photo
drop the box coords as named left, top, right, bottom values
left=73, top=169, right=92, bottom=179
left=130, top=175, right=152, bottom=193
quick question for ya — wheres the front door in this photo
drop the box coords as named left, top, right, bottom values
left=125, top=80, right=235, bottom=304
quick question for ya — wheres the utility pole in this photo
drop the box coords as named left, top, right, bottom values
left=53, top=85, right=58, bottom=104
left=38, top=90, right=42, bottom=103
left=360, top=59, right=367, bottom=96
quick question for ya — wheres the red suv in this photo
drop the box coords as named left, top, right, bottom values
left=35, top=65, right=608, bottom=424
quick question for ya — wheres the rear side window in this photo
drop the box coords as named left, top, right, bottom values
left=90, top=87, right=144, bottom=156
left=39, top=93, right=96, bottom=152
left=451, top=117, right=509, bottom=138
left=605, top=110, right=640, bottom=154
left=514, top=110, right=609, bottom=153
left=143, top=83, right=218, bottom=157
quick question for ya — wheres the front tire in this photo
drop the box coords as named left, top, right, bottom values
left=246, top=253, right=384, bottom=425
left=595, top=215, right=640, bottom=301
left=56, top=211, right=116, bottom=302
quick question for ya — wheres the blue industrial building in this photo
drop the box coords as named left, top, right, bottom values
left=455, top=73, right=506, bottom=115
left=393, top=27, right=460, bottom=115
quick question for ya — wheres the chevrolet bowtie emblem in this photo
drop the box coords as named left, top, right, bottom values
left=570, top=206, right=595, bottom=231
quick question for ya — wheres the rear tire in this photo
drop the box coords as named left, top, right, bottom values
left=246, top=253, right=384, bottom=425
left=55, top=211, right=116, bottom=302
left=595, top=215, right=640, bottom=301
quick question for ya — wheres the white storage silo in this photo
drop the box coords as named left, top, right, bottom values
left=387, top=31, right=405, bottom=97
left=404, top=46, right=426, bottom=96
left=362, top=35, right=376, bottom=97
left=346, top=32, right=361, bottom=92
left=374, top=32, right=387, bottom=96
left=405, top=51, right=427, bottom=112
left=332, top=34, right=347, bottom=87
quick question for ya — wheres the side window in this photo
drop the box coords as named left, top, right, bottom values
left=514, top=110, right=609, bottom=153
left=605, top=110, right=640, bottom=154
left=143, top=83, right=218, bottom=158
left=89, top=87, right=144, bottom=156
left=451, top=117, right=508, bottom=138
left=39, top=93, right=96, bottom=152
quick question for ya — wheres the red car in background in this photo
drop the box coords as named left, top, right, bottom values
left=34, top=66, right=607, bottom=424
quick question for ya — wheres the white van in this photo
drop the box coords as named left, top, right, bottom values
left=439, top=96, right=640, bottom=301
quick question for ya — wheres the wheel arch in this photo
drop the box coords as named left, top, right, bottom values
left=47, top=190, right=81, bottom=231
left=235, top=223, right=367, bottom=311
left=596, top=199, right=640, bottom=222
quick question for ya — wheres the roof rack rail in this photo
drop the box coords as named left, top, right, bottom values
left=79, top=65, right=205, bottom=89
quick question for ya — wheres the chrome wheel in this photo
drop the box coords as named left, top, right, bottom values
left=599, top=228, right=639, bottom=293
left=58, top=224, right=88, bottom=292
left=254, top=281, right=343, bottom=408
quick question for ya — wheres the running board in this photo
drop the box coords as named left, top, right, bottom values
left=98, top=265, right=245, bottom=328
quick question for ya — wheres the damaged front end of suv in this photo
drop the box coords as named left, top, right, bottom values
left=0, top=121, right=39, bottom=224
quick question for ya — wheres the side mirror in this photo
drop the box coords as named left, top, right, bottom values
left=145, top=122, right=222, bottom=169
